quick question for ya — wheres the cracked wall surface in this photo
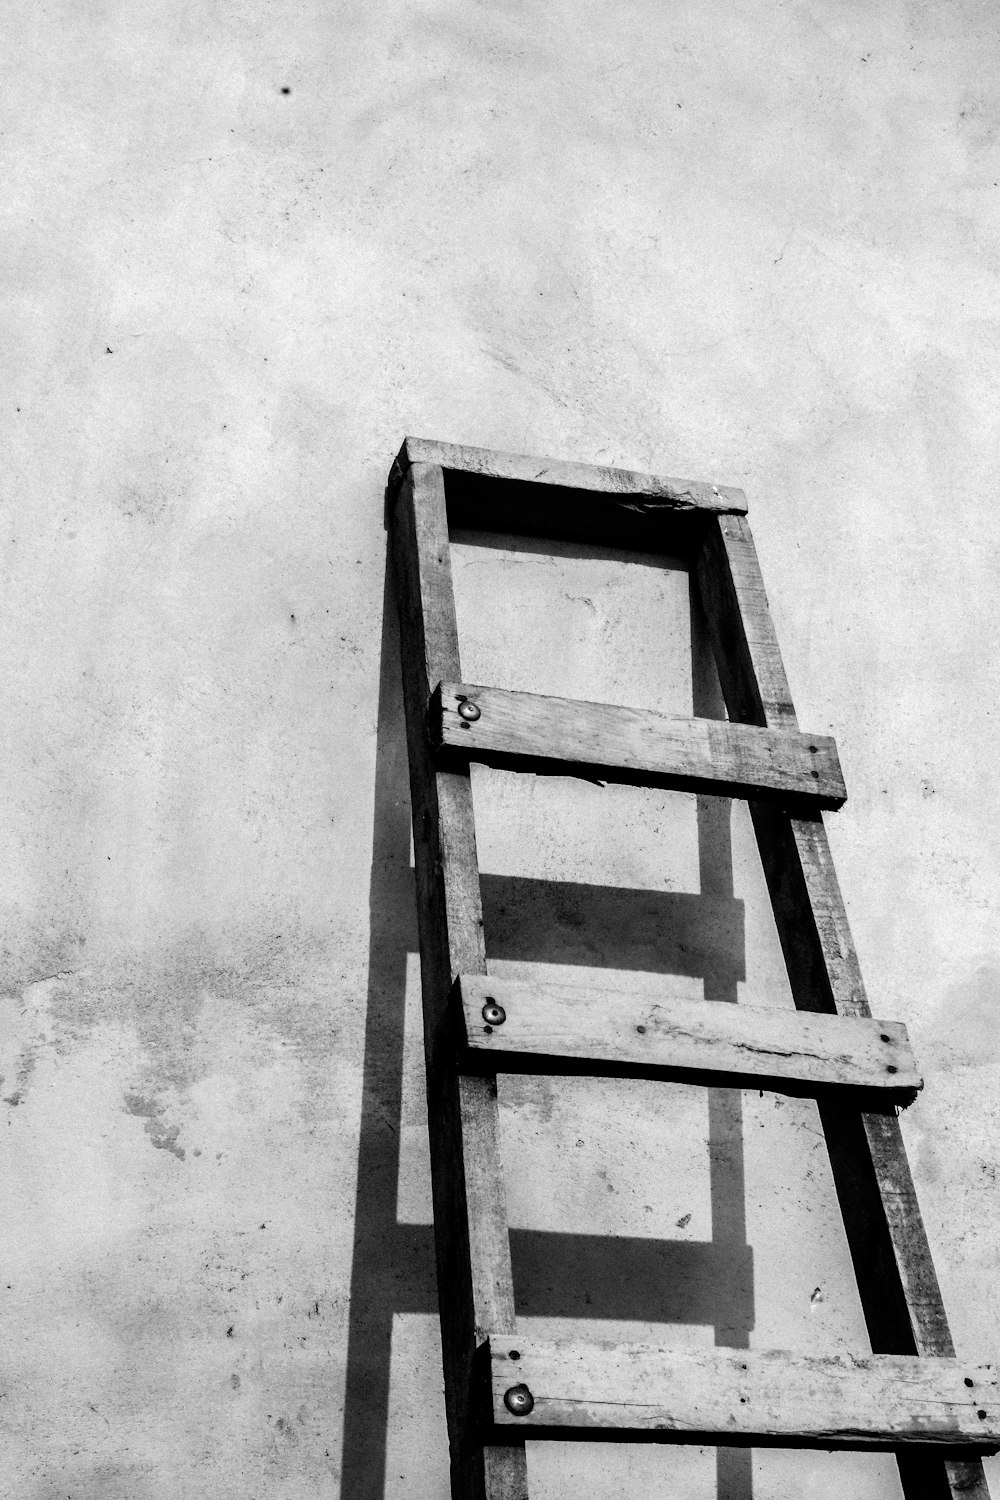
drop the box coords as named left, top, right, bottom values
left=2, top=1, right=1000, bottom=1498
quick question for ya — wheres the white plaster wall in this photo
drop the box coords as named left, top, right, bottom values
left=2, top=1, right=999, bottom=1497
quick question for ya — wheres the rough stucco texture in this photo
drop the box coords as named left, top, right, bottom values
left=2, top=1, right=1000, bottom=1497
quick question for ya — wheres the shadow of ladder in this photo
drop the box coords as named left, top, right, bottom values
left=339, top=562, right=754, bottom=1500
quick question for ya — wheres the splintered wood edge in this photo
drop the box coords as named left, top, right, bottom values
left=387, top=437, right=748, bottom=514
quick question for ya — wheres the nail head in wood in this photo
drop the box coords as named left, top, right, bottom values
left=504, top=1384, right=534, bottom=1417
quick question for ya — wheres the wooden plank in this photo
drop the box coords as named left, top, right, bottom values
left=390, top=436, right=747, bottom=513
left=432, top=682, right=846, bottom=808
left=389, top=461, right=527, bottom=1500
left=695, top=512, right=991, bottom=1500
left=695, top=513, right=798, bottom=731
left=453, top=975, right=922, bottom=1103
left=484, top=1336, right=1000, bottom=1450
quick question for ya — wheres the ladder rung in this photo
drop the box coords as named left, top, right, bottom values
left=453, top=977, right=922, bottom=1103
left=431, top=683, right=846, bottom=808
left=391, top=435, right=748, bottom=513
left=484, top=1336, right=1000, bottom=1450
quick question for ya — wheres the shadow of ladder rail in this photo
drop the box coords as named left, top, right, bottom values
left=340, top=565, right=754, bottom=1500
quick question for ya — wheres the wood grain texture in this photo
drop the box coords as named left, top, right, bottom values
left=695, top=512, right=991, bottom=1500
left=389, top=435, right=747, bottom=513
left=390, top=461, right=527, bottom=1500
left=485, top=1337, right=1000, bottom=1450
left=433, top=681, right=846, bottom=808
left=696, top=515, right=798, bottom=731
left=454, top=975, right=921, bottom=1102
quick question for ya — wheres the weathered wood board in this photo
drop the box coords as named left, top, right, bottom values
left=454, top=975, right=921, bottom=1102
left=391, top=461, right=527, bottom=1500
left=486, top=1337, right=1000, bottom=1450
left=390, top=436, right=747, bottom=513
left=432, top=681, right=846, bottom=808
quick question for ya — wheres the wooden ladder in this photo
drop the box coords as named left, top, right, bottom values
left=386, top=436, right=997, bottom=1500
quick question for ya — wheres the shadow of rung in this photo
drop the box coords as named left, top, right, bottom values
left=481, top=875, right=745, bottom=982
left=391, top=1223, right=754, bottom=1333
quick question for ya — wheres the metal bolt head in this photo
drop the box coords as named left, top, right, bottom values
left=504, top=1383, right=534, bottom=1417
left=482, top=1001, right=506, bottom=1027
left=457, top=700, right=481, bottom=722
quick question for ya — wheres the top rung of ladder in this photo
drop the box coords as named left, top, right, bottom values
left=388, top=437, right=844, bottom=813
left=389, top=435, right=749, bottom=515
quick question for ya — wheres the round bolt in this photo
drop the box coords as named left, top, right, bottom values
left=886, top=1065, right=898, bottom=1074
left=966, top=1378, right=975, bottom=1388
left=482, top=1001, right=506, bottom=1026
left=880, top=1033, right=891, bottom=1043
left=504, top=1384, right=534, bottom=1417
left=458, top=700, right=481, bottom=722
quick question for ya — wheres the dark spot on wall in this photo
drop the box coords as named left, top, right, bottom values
left=123, top=1091, right=186, bottom=1159
left=124, top=1091, right=158, bottom=1118
left=4, top=1041, right=40, bottom=1108
left=116, top=482, right=170, bottom=523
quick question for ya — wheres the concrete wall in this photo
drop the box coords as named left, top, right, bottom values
left=3, top=1, right=999, bottom=1497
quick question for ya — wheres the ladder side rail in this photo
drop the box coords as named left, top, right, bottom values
left=390, top=460, right=528, bottom=1500
left=695, top=512, right=988, bottom=1500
